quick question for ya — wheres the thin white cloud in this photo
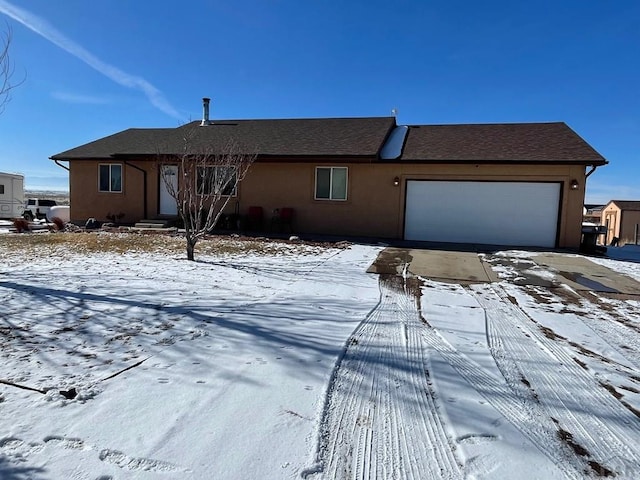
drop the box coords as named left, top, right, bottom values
left=0, top=0, right=183, bottom=120
left=586, top=181, right=640, bottom=204
left=51, top=91, right=110, bottom=105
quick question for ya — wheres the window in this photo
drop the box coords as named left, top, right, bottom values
left=99, top=164, right=122, bottom=192
left=196, top=166, right=237, bottom=196
left=0, top=184, right=4, bottom=195
left=315, top=167, right=347, bottom=200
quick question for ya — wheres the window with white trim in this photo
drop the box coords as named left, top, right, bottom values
left=196, top=166, right=237, bottom=196
left=315, top=167, right=347, bottom=200
left=99, top=164, right=122, bottom=192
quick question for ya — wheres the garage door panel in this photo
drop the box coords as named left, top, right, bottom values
left=404, top=181, right=560, bottom=247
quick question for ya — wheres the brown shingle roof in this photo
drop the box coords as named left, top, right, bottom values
left=50, top=128, right=175, bottom=160
left=399, top=122, right=607, bottom=164
left=50, top=117, right=396, bottom=160
left=609, top=200, right=640, bottom=211
left=51, top=117, right=607, bottom=166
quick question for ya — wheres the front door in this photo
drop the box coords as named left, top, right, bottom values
left=159, top=165, right=178, bottom=215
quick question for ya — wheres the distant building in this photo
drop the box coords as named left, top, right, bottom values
left=602, top=200, right=640, bottom=246
left=583, top=204, right=605, bottom=224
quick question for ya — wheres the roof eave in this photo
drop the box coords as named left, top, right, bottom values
left=393, top=158, right=608, bottom=165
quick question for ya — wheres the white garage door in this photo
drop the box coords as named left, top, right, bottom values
left=404, top=181, right=561, bottom=247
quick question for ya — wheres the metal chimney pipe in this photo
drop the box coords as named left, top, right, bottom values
left=201, top=97, right=211, bottom=126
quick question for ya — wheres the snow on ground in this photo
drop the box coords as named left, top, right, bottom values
left=0, top=235, right=381, bottom=479
left=590, top=245, right=640, bottom=281
left=0, top=219, right=12, bottom=234
left=1, top=233, right=639, bottom=479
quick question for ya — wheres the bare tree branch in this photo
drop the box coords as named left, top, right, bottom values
left=157, top=128, right=256, bottom=261
left=1, top=24, right=24, bottom=115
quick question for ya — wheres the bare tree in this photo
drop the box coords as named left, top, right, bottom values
left=1, top=25, right=22, bottom=115
left=157, top=130, right=256, bottom=261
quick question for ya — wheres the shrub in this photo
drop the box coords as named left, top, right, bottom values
left=12, top=218, right=30, bottom=233
left=51, top=217, right=65, bottom=231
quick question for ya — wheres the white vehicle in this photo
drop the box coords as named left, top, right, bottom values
left=23, top=198, right=58, bottom=221
left=0, top=172, right=25, bottom=219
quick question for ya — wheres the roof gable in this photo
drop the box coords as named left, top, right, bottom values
left=607, top=200, right=640, bottom=211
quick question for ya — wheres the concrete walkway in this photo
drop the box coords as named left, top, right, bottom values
left=368, top=247, right=640, bottom=294
left=533, top=254, right=640, bottom=295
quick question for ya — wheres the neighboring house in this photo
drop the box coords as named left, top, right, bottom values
left=601, top=200, right=640, bottom=246
left=50, top=100, right=607, bottom=249
left=583, top=204, right=605, bottom=224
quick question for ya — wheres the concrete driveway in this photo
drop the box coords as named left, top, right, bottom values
left=367, top=247, right=497, bottom=283
left=368, top=247, right=640, bottom=295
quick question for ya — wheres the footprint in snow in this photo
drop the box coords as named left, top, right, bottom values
left=463, top=452, right=501, bottom=477
left=44, top=435, right=86, bottom=449
left=0, top=437, right=44, bottom=457
left=99, top=448, right=180, bottom=472
left=0, top=435, right=183, bottom=474
left=457, top=433, right=499, bottom=445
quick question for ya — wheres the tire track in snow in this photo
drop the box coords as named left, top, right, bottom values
left=570, top=290, right=640, bottom=369
left=470, top=283, right=640, bottom=478
left=419, top=281, right=591, bottom=479
left=303, top=276, right=463, bottom=480
left=516, top=283, right=640, bottom=371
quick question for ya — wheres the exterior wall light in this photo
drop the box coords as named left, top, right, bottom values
left=570, top=179, right=579, bottom=190
left=393, top=176, right=400, bottom=186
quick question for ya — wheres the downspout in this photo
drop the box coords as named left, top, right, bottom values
left=585, top=165, right=598, bottom=178
left=53, top=160, right=69, bottom=171
left=123, top=161, right=148, bottom=219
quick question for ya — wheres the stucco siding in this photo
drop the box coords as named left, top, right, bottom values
left=69, top=159, right=154, bottom=224
left=238, top=161, right=584, bottom=247
left=68, top=159, right=586, bottom=248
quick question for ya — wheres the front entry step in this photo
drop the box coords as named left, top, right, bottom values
left=134, top=218, right=174, bottom=229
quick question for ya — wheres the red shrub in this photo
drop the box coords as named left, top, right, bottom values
left=12, top=218, right=31, bottom=233
left=51, top=217, right=65, bottom=231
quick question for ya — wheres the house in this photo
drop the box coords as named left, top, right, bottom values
left=50, top=99, right=607, bottom=249
left=583, top=204, right=605, bottom=225
left=601, top=200, right=640, bottom=246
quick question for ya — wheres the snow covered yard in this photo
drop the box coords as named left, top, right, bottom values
left=0, top=233, right=639, bottom=479
left=0, top=233, right=382, bottom=479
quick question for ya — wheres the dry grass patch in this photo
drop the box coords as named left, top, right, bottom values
left=0, top=232, right=183, bottom=257
left=0, top=231, right=344, bottom=260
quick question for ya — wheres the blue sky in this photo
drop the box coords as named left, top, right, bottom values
left=0, top=1, right=638, bottom=203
